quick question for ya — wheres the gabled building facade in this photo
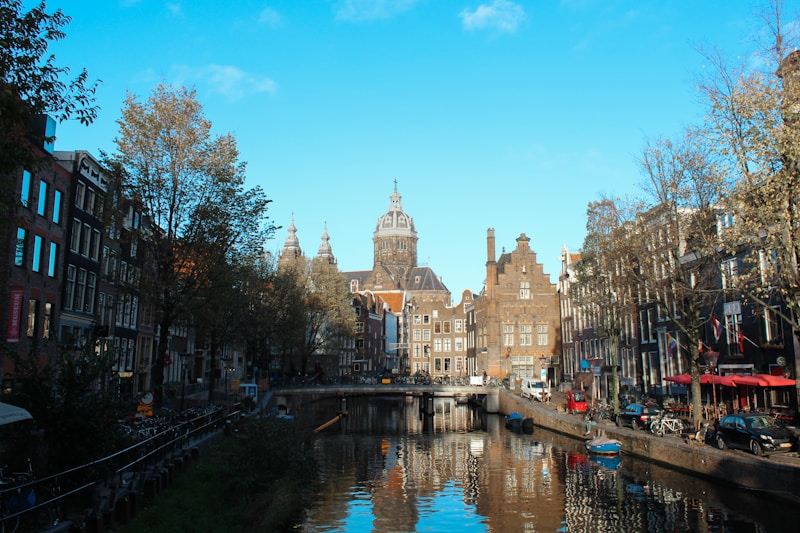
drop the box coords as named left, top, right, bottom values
left=473, top=229, right=561, bottom=386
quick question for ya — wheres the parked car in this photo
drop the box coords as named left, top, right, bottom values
left=615, top=402, right=662, bottom=430
left=565, top=390, right=589, bottom=414
left=714, top=413, right=797, bottom=456
left=520, top=378, right=551, bottom=402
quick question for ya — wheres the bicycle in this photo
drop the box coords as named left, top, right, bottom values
left=0, top=459, right=60, bottom=532
left=650, top=412, right=685, bottom=437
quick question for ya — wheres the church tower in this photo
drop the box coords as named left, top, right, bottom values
left=278, top=216, right=303, bottom=270
left=316, top=224, right=335, bottom=265
left=372, top=181, right=418, bottom=287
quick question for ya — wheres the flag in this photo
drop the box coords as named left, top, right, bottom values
left=666, top=332, right=677, bottom=356
left=712, top=315, right=722, bottom=342
left=738, top=332, right=745, bottom=353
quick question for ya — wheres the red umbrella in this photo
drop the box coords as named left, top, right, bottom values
left=732, top=374, right=796, bottom=387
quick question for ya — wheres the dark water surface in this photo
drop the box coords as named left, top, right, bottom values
left=299, top=395, right=798, bottom=532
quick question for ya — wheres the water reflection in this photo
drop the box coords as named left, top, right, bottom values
left=300, top=395, right=798, bottom=532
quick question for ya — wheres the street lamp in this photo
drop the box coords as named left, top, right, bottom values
left=704, top=350, right=720, bottom=420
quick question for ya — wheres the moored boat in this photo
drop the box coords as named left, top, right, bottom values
left=585, top=434, right=621, bottom=455
left=505, top=411, right=523, bottom=432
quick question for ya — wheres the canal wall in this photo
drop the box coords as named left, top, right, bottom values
left=498, top=389, right=800, bottom=504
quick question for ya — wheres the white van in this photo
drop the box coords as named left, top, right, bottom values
left=520, top=378, right=550, bottom=402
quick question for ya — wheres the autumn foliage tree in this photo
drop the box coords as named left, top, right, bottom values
left=110, top=84, right=273, bottom=408
left=0, top=0, right=99, bottom=217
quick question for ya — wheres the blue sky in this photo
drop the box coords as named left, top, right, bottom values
left=49, top=0, right=770, bottom=298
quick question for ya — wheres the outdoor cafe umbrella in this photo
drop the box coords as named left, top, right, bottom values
left=0, top=402, right=33, bottom=426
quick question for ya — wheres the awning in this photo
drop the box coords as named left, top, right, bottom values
left=664, top=374, right=737, bottom=386
left=731, top=374, right=796, bottom=387
left=0, top=402, right=33, bottom=426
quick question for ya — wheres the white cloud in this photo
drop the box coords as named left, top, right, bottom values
left=206, top=65, right=277, bottom=100
left=460, top=0, right=526, bottom=33
left=165, top=2, right=183, bottom=17
left=333, top=0, right=419, bottom=22
left=258, top=7, right=282, bottom=27
left=170, top=64, right=277, bottom=101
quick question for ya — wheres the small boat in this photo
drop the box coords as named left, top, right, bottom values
left=585, top=435, right=622, bottom=455
left=505, top=411, right=523, bottom=432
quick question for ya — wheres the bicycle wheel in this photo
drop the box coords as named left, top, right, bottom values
left=32, top=487, right=60, bottom=531
left=1, top=511, right=20, bottom=533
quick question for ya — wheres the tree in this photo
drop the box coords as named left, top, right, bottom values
left=631, top=131, right=728, bottom=429
left=695, top=0, right=800, bottom=401
left=110, top=84, right=273, bottom=409
left=572, top=198, right=633, bottom=415
left=0, top=0, right=99, bottom=217
left=296, top=257, right=357, bottom=376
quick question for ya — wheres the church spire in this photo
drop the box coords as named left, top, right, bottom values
left=278, top=214, right=303, bottom=268
left=317, top=222, right=335, bottom=264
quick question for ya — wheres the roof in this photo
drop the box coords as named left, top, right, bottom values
left=407, top=266, right=448, bottom=292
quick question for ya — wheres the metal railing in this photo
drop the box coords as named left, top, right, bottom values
left=0, top=404, right=234, bottom=531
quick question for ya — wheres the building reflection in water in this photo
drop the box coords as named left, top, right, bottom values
left=300, top=395, right=797, bottom=533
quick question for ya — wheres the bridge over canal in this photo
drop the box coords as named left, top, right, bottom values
left=270, top=384, right=501, bottom=414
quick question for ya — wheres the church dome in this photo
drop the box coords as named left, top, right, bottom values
left=374, top=188, right=417, bottom=239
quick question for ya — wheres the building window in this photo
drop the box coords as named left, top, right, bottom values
left=454, top=319, right=463, bottom=333
left=85, top=272, right=96, bottom=314
left=48, top=242, right=57, bottom=277
left=537, top=324, right=548, bottom=346
left=443, top=321, right=451, bottom=334
left=15, top=227, right=26, bottom=267
left=413, top=329, right=421, bottom=341
left=762, top=307, right=783, bottom=345
left=434, top=339, right=442, bottom=352
left=519, top=281, right=530, bottom=299
left=53, top=189, right=62, bottom=224
left=423, top=329, right=430, bottom=341
left=20, top=170, right=32, bottom=207
left=32, top=235, right=43, bottom=272
left=75, top=181, right=85, bottom=209
left=443, top=338, right=451, bottom=352
left=80, top=223, right=91, bottom=257
left=65, top=265, right=76, bottom=310
left=413, top=344, right=421, bottom=358
left=520, top=324, right=533, bottom=346
left=721, top=258, right=738, bottom=289
left=43, top=302, right=52, bottom=339
left=503, top=324, right=514, bottom=346
left=434, top=321, right=441, bottom=334
left=70, top=219, right=81, bottom=252
left=74, top=268, right=87, bottom=312
left=26, top=299, right=38, bottom=337
left=725, top=313, right=743, bottom=355
left=91, top=228, right=101, bottom=261
left=422, top=315, right=430, bottom=325
left=37, top=180, right=48, bottom=216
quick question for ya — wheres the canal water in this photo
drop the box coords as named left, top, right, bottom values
left=299, top=395, right=798, bottom=533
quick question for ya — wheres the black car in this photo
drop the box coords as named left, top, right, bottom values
left=714, top=413, right=796, bottom=456
left=615, top=402, right=661, bottom=430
